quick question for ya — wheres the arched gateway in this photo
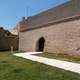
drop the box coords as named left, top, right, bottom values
left=36, top=37, right=45, bottom=51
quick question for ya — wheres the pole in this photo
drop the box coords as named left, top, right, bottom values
left=11, top=46, right=13, bottom=53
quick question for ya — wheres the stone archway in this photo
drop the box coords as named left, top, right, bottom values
left=36, top=37, right=45, bottom=51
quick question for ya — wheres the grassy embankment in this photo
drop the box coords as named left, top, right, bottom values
left=0, top=51, right=80, bottom=80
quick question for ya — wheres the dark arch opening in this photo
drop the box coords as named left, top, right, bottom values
left=36, top=37, right=45, bottom=51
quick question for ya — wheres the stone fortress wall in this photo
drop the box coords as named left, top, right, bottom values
left=19, top=18, right=80, bottom=55
left=19, top=0, right=80, bottom=55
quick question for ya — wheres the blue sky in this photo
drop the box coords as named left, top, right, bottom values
left=0, top=0, right=68, bottom=30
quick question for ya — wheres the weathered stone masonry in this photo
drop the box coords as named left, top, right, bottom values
left=19, top=0, right=80, bottom=55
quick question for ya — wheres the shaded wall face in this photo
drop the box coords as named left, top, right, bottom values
left=6, top=37, right=18, bottom=50
left=20, top=0, right=80, bottom=32
left=19, top=18, right=80, bottom=55
left=0, top=36, right=18, bottom=51
left=0, top=28, right=19, bottom=51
